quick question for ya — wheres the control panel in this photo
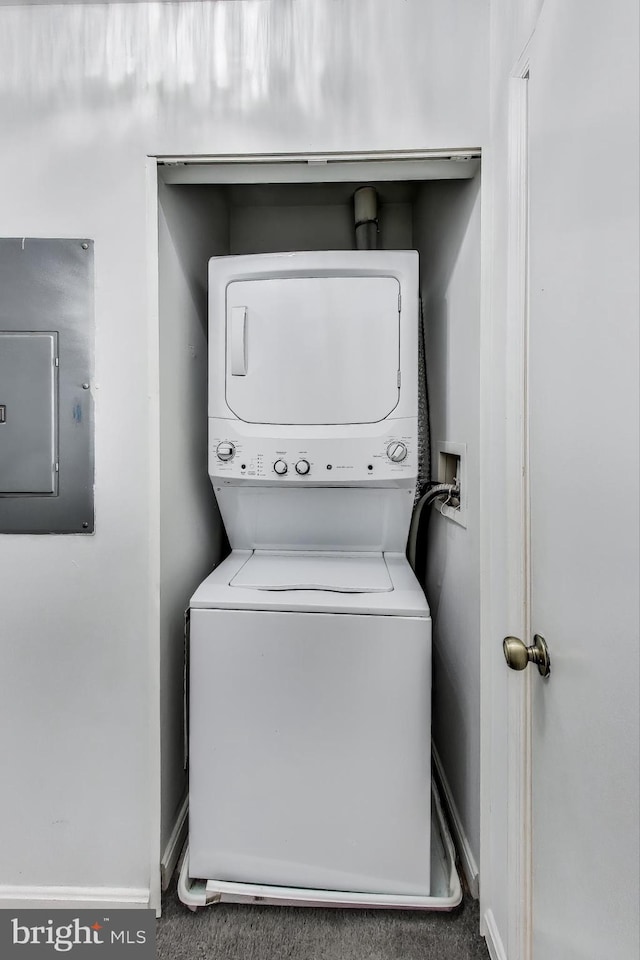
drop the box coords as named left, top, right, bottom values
left=209, top=419, right=417, bottom=484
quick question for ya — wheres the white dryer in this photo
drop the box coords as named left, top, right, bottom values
left=185, top=251, right=433, bottom=904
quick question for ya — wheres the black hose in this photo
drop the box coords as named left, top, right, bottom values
left=407, top=483, right=460, bottom=575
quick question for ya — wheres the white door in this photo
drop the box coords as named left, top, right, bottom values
left=225, top=276, right=400, bottom=424
left=527, top=2, right=639, bottom=957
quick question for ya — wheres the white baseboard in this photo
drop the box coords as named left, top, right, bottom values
left=432, top=746, right=480, bottom=898
left=0, top=886, right=150, bottom=911
left=482, top=908, right=508, bottom=960
left=161, top=794, right=188, bottom=891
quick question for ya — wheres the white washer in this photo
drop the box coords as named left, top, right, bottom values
left=189, top=550, right=431, bottom=896
left=186, top=251, right=433, bottom=902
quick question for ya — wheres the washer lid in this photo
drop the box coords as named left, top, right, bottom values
left=229, top=551, right=393, bottom=593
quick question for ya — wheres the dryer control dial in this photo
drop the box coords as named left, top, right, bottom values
left=295, top=459, right=311, bottom=475
left=216, top=441, right=236, bottom=461
left=273, top=459, right=288, bottom=476
left=387, top=441, right=408, bottom=463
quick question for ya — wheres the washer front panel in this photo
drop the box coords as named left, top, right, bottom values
left=189, top=607, right=432, bottom=895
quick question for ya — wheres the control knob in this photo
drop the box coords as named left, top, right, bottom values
left=273, top=459, right=288, bottom=475
left=387, top=441, right=408, bottom=463
left=295, top=459, right=311, bottom=475
left=216, top=441, right=236, bottom=461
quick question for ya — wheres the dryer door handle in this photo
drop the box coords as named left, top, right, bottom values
left=230, top=306, right=248, bottom=376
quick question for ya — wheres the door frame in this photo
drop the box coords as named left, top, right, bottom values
left=145, top=146, right=499, bottom=918
left=505, top=64, right=533, bottom=960
left=145, top=155, right=162, bottom=916
left=479, top=43, right=533, bottom=960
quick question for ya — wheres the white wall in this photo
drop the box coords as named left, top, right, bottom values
left=0, top=0, right=488, bottom=910
left=230, top=199, right=413, bottom=254
left=413, top=178, right=482, bottom=878
left=158, top=183, right=229, bottom=858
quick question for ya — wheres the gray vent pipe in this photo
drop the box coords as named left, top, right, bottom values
left=354, top=186, right=378, bottom=250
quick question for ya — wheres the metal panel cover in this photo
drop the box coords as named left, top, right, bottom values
left=0, top=238, right=94, bottom=533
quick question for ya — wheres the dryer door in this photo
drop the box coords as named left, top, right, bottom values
left=225, top=276, right=400, bottom=424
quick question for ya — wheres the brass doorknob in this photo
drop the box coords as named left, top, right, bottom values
left=503, top=634, right=551, bottom=678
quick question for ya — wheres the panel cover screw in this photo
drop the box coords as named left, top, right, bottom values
left=81, top=242, right=89, bottom=249
left=82, top=383, right=90, bottom=389
left=82, top=522, right=89, bottom=529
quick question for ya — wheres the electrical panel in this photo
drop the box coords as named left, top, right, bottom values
left=0, top=332, right=58, bottom=495
left=0, top=239, right=94, bottom=533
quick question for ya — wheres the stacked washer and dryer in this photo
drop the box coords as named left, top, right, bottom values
left=179, top=250, right=458, bottom=910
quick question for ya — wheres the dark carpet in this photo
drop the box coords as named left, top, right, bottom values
left=158, top=879, right=490, bottom=960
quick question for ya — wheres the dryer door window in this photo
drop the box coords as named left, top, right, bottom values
left=225, top=276, right=400, bottom=424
